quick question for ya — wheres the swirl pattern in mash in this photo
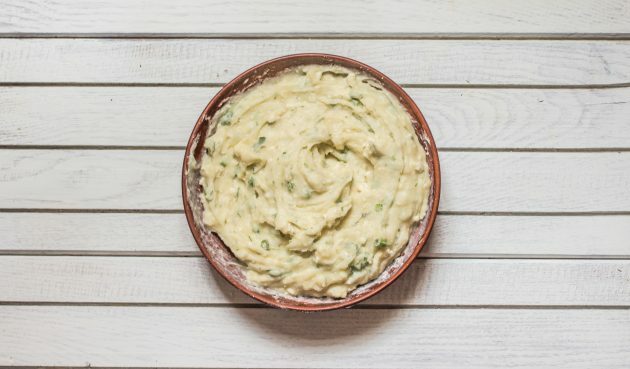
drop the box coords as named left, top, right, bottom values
left=199, top=65, right=430, bottom=298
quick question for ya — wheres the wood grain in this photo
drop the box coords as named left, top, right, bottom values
left=2, top=39, right=630, bottom=85
left=1, top=306, right=628, bottom=368
left=442, top=152, right=630, bottom=212
left=2, top=0, right=629, bottom=35
left=0, top=213, right=195, bottom=254
left=1, top=257, right=628, bottom=306
left=2, top=213, right=630, bottom=258
left=2, top=87, right=630, bottom=149
left=2, top=150, right=629, bottom=212
left=0, top=150, right=180, bottom=210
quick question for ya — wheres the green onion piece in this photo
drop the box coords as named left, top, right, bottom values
left=253, top=136, right=266, bottom=151
left=351, top=256, right=370, bottom=272
left=206, top=142, right=216, bottom=157
left=350, top=97, right=363, bottom=106
left=286, top=181, right=295, bottom=192
left=218, top=110, right=233, bottom=126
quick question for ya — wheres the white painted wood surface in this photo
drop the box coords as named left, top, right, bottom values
left=3, top=213, right=630, bottom=257
left=2, top=0, right=629, bottom=35
left=2, top=39, right=630, bottom=85
left=1, top=1, right=629, bottom=368
left=3, top=87, right=630, bottom=149
left=1, top=307, right=629, bottom=369
left=2, top=150, right=630, bottom=212
left=2, top=257, right=628, bottom=306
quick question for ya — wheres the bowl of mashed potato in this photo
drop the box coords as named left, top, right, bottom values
left=183, top=54, right=440, bottom=311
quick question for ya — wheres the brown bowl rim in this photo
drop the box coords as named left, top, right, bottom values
left=182, top=53, right=441, bottom=311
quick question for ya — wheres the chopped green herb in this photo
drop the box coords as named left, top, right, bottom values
left=374, top=238, right=388, bottom=248
left=218, top=110, right=233, bottom=126
left=282, top=151, right=287, bottom=155
left=236, top=187, right=240, bottom=198
left=375, top=203, right=383, bottom=212
left=206, top=141, right=216, bottom=157
left=248, top=176, right=254, bottom=187
left=253, top=136, right=266, bottom=150
left=286, top=181, right=295, bottom=192
left=260, top=240, right=270, bottom=250
left=219, top=161, right=227, bottom=167
left=351, top=256, right=370, bottom=272
left=350, top=97, right=363, bottom=106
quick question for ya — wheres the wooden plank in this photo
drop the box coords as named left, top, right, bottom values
left=2, top=0, right=629, bottom=35
left=2, top=150, right=630, bottom=212
left=442, top=152, right=630, bottom=212
left=2, top=213, right=630, bottom=257
left=0, top=150, right=181, bottom=210
left=3, top=87, right=630, bottom=149
left=425, top=214, right=630, bottom=257
left=0, top=213, right=195, bottom=254
left=1, top=257, right=628, bottom=306
left=1, top=306, right=628, bottom=368
left=2, top=39, right=630, bottom=85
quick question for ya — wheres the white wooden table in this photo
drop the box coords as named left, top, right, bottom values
left=1, top=1, right=629, bottom=368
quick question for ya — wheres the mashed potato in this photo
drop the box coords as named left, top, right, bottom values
left=198, top=64, right=430, bottom=298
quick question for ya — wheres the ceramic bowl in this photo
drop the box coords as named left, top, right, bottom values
left=182, top=54, right=440, bottom=311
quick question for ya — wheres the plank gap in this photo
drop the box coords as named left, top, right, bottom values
left=0, top=250, right=628, bottom=260
left=3, top=82, right=630, bottom=89
left=0, top=301, right=628, bottom=310
left=2, top=33, right=630, bottom=40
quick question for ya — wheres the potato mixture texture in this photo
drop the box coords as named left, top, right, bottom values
left=199, top=64, right=430, bottom=298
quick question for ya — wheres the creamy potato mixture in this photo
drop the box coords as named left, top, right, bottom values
left=198, top=65, right=430, bottom=298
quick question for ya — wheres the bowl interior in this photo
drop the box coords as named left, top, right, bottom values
left=182, top=54, right=440, bottom=311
